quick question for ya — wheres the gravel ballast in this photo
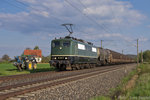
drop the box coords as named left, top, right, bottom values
left=11, top=64, right=136, bottom=100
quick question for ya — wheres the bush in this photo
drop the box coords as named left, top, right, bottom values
left=41, top=56, right=50, bottom=63
left=0, top=61, right=11, bottom=64
left=139, top=50, right=150, bottom=63
left=2, top=54, right=10, bottom=61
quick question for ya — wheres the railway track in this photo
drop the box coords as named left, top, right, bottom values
left=0, top=64, right=134, bottom=100
left=0, top=64, right=127, bottom=87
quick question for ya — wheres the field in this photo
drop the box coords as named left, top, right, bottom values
left=0, top=63, right=55, bottom=76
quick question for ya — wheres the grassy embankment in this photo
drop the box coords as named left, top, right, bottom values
left=121, top=63, right=150, bottom=99
left=0, top=63, right=55, bottom=76
left=91, top=63, right=150, bottom=100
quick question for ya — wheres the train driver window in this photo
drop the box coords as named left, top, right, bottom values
left=63, top=41, right=70, bottom=47
left=52, top=41, right=60, bottom=47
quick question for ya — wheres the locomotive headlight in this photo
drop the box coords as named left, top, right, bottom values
left=52, top=57, right=57, bottom=60
left=65, top=57, right=68, bottom=59
left=54, top=57, right=57, bottom=59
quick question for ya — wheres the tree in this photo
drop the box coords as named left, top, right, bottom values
left=2, top=54, right=10, bottom=61
left=41, top=56, right=50, bottom=63
left=34, top=46, right=39, bottom=50
left=139, top=50, right=150, bottom=62
left=143, top=50, right=150, bottom=62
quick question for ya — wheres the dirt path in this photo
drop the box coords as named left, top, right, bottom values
left=123, top=74, right=138, bottom=91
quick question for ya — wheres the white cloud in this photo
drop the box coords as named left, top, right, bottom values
left=82, top=0, right=145, bottom=26
left=31, top=10, right=49, bottom=17
left=139, top=37, right=148, bottom=42
left=0, top=0, right=146, bottom=39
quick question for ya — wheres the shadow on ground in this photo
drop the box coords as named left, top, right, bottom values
left=5, top=67, right=56, bottom=73
left=6, top=69, right=18, bottom=71
left=30, top=67, right=56, bottom=73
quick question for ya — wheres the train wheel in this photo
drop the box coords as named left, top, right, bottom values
left=60, top=64, right=67, bottom=71
left=92, top=64, right=96, bottom=68
left=71, top=65, right=76, bottom=70
left=80, top=64, right=84, bottom=69
left=66, top=64, right=72, bottom=71
left=89, top=64, right=92, bottom=68
left=71, top=67, right=76, bottom=71
left=90, top=64, right=93, bottom=68
left=86, top=64, right=90, bottom=69
left=84, top=64, right=88, bottom=69
left=75, top=64, right=80, bottom=70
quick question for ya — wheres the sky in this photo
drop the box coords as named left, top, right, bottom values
left=0, top=0, right=150, bottom=58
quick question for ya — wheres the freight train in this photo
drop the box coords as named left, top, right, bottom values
left=49, top=36, right=135, bottom=70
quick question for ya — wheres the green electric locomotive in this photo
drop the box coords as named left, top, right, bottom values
left=50, top=36, right=98, bottom=70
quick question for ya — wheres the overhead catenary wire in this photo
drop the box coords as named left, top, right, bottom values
left=6, top=0, right=64, bottom=25
left=64, top=0, right=114, bottom=33
left=15, top=0, right=28, bottom=7
left=77, top=0, right=137, bottom=49
left=105, top=0, right=139, bottom=48
left=77, top=0, right=113, bottom=33
left=3, top=0, right=27, bottom=11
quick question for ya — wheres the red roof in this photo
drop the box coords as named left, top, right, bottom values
left=24, top=50, right=42, bottom=57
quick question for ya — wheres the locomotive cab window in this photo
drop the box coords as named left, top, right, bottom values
left=63, top=41, right=70, bottom=47
left=52, top=41, right=60, bottom=47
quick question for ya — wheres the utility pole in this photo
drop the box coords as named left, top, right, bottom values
left=141, top=50, right=143, bottom=64
left=137, top=39, right=139, bottom=66
left=101, top=40, right=102, bottom=48
left=122, top=50, right=123, bottom=54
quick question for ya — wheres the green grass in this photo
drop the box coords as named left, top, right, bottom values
left=125, top=64, right=150, bottom=97
left=0, top=63, right=55, bottom=76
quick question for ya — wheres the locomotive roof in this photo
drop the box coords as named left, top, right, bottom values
left=54, top=36, right=94, bottom=46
